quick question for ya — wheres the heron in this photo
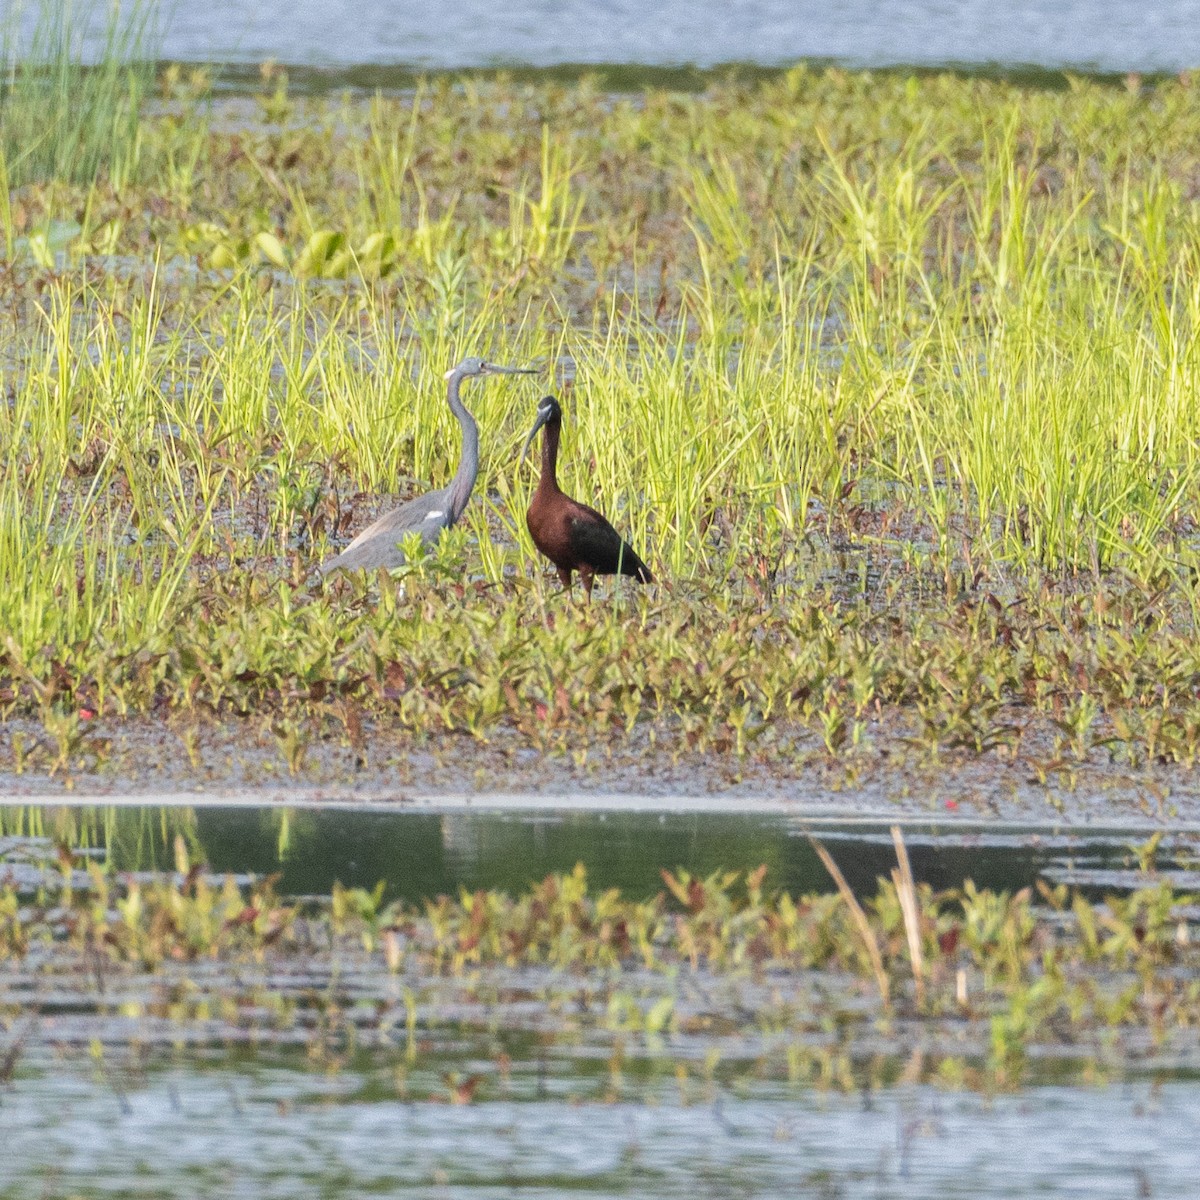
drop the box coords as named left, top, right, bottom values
left=320, top=356, right=535, bottom=575
left=519, top=394, right=652, bottom=598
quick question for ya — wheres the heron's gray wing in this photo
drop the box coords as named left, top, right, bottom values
left=319, top=487, right=453, bottom=574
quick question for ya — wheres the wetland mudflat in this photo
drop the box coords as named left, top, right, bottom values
left=9, top=12, right=1200, bottom=1193
left=9, top=68, right=1200, bottom=813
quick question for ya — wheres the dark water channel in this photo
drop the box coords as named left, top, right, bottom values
left=4, top=805, right=1196, bottom=899
left=185, top=808, right=1200, bottom=899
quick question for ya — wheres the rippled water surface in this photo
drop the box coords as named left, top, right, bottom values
left=68, top=0, right=1200, bottom=75
left=7, top=1068, right=1197, bottom=1199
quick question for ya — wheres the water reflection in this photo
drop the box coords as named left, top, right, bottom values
left=4, top=804, right=1195, bottom=900
left=8, top=1068, right=1199, bottom=1200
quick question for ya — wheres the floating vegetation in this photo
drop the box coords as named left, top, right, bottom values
left=4, top=836, right=1200, bottom=1093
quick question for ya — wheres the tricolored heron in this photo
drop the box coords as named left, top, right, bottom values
left=321, top=356, right=535, bottom=574
left=519, top=394, right=652, bottom=598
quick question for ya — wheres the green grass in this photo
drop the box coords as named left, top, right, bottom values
left=5, top=66, right=1200, bottom=776
left=0, top=0, right=157, bottom=190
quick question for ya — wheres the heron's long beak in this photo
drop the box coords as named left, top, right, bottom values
left=487, top=364, right=537, bottom=375
left=519, top=407, right=553, bottom=470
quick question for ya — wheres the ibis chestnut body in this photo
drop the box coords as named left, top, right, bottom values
left=520, top=395, right=652, bottom=598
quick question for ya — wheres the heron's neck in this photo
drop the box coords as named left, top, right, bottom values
left=538, top=417, right=562, bottom=495
left=445, top=370, right=480, bottom=521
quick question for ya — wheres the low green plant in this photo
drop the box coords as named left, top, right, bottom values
left=6, top=856, right=1200, bottom=1091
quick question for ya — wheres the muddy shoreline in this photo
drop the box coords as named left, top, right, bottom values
left=1, top=712, right=1197, bottom=828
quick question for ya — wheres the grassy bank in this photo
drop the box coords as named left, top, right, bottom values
left=4, top=67, right=1200, bottom=779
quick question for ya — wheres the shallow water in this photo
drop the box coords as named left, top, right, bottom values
left=64, top=0, right=1200, bottom=77
left=4, top=806, right=1195, bottom=899
left=5, top=805, right=1200, bottom=1198
left=5, top=1062, right=1198, bottom=1199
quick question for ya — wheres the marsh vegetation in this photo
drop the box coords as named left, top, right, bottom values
left=3, top=32, right=1200, bottom=789
left=7, top=14, right=1200, bottom=1193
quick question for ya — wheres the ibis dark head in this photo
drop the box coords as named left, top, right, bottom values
left=445, top=356, right=537, bottom=380
left=520, top=395, right=563, bottom=468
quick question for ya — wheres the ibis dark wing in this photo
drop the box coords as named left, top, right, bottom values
left=567, top=507, right=653, bottom=582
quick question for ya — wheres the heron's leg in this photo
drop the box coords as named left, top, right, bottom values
left=557, top=567, right=572, bottom=592
left=580, top=568, right=595, bottom=601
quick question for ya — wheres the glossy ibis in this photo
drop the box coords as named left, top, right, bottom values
left=519, top=394, right=652, bottom=598
left=321, top=356, right=534, bottom=574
